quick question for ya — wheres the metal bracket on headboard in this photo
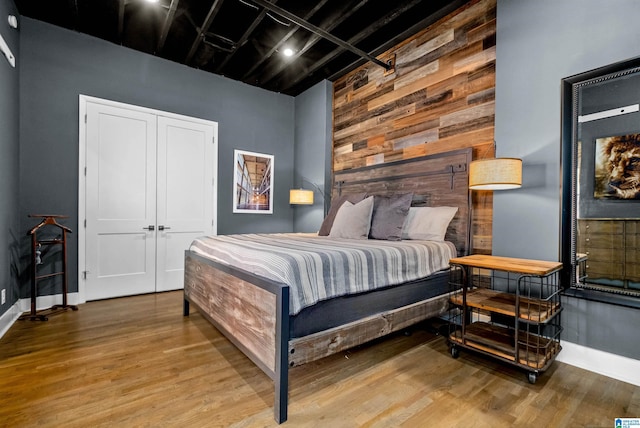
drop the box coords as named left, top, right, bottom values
left=447, top=163, right=466, bottom=189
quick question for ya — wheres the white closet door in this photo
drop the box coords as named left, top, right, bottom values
left=85, top=102, right=158, bottom=300
left=156, top=116, right=215, bottom=292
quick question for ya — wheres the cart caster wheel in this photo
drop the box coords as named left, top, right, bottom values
left=450, top=346, right=459, bottom=359
left=528, top=372, right=537, bottom=384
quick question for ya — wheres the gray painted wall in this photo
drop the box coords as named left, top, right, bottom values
left=0, top=0, right=19, bottom=315
left=293, top=80, right=333, bottom=233
left=495, top=0, right=640, bottom=359
left=18, top=18, right=295, bottom=298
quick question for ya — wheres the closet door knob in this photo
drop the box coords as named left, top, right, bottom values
left=143, top=225, right=155, bottom=231
left=158, top=225, right=171, bottom=231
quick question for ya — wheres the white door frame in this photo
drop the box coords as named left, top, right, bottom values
left=78, top=95, right=218, bottom=303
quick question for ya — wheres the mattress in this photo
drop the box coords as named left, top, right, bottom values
left=189, top=233, right=457, bottom=315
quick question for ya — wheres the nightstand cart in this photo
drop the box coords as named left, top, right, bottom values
left=447, top=255, right=563, bottom=384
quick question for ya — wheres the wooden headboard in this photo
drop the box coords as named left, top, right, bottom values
left=333, top=148, right=472, bottom=256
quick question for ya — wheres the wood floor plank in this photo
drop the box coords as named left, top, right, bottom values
left=0, top=291, right=637, bottom=427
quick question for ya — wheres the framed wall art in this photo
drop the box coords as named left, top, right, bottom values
left=233, top=149, right=274, bottom=214
left=594, top=133, right=640, bottom=200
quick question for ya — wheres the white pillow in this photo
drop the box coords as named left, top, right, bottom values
left=329, top=196, right=374, bottom=239
left=401, top=206, right=458, bottom=241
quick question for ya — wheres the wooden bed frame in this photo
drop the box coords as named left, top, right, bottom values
left=183, top=148, right=472, bottom=423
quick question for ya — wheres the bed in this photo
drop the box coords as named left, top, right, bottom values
left=183, top=148, right=472, bottom=423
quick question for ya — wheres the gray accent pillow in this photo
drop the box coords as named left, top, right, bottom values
left=318, top=192, right=367, bottom=236
left=369, top=193, right=414, bottom=241
left=328, top=196, right=374, bottom=239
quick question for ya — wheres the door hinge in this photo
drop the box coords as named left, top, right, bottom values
left=82, top=271, right=89, bottom=279
left=84, top=219, right=87, bottom=228
left=84, top=166, right=87, bottom=176
left=212, top=136, right=215, bottom=144
left=84, top=114, right=87, bottom=124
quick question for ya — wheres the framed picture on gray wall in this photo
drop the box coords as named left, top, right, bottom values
left=233, top=149, right=274, bottom=214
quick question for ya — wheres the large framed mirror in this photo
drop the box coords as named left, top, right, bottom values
left=561, top=56, right=640, bottom=308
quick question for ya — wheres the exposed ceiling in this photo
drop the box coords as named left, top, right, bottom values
left=14, top=0, right=469, bottom=96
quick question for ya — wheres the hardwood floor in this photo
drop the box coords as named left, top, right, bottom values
left=1, top=291, right=638, bottom=427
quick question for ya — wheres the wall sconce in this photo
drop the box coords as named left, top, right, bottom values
left=469, top=157, right=522, bottom=190
left=289, top=189, right=314, bottom=205
left=8, top=15, right=18, bottom=29
left=289, top=177, right=328, bottom=214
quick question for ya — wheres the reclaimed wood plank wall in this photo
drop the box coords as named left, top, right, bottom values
left=332, top=0, right=496, bottom=254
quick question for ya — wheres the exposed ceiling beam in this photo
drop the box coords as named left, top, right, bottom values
left=248, top=0, right=391, bottom=71
left=118, top=0, right=126, bottom=43
left=241, top=0, right=329, bottom=81
left=202, top=31, right=235, bottom=52
left=14, top=0, right=468, bottom=97
left=68, top=0, right=79, bottom=30
left=280, top=0, right=424, bottom=92
left=157, top=0, right=179, bottom=53
left=213, top=0, right=276, bottom=73
left=185, top=0, right=225, bottom=64
left=325, top=0, right=471, bottom=83
left=257, top=0, right=370, bottom=87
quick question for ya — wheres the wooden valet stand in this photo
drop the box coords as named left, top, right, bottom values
left=20, top=215, right=78, bottom=321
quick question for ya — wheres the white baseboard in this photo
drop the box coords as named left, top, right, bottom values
left=17, top=292, right=80, bottom=313
left=557, top=340, right=640, bottom=386
left=0, top=301, right=22, bottom=339
left=0, top=293, right=81, bottom=340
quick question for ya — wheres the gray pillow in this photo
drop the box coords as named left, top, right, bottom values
left=328, top=196, right=374, bottom=239
left=318, top=192, right=367, bottom=236
left=369, top=193, right=413, bottom=241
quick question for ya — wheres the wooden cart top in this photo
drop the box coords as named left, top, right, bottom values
left=449, top=254, right=562, bottom=276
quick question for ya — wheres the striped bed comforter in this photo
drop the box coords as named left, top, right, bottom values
left=189, top=233, right=457, bottom=315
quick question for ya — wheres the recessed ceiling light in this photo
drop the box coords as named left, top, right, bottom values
left=283, top=48, right=294, bottom=57
left=146, top=0, right=160, bottom=3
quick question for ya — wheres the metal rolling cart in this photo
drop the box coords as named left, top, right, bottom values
left=447, top=254, right=563, bottom=384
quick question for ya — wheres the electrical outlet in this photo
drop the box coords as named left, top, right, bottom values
left=1, top=289, right=5, bottom=305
